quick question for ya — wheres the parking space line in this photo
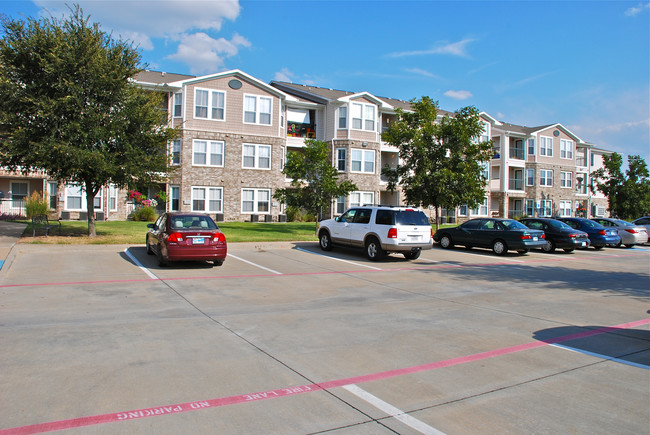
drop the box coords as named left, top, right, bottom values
left=550, top=343, right=650, bottom=370
left=228, top=253, right=283, bottom=274
left=124, top=248, right=159, bottom=280
left=4, top=318, right=648, bottom=435
left=296, top=247, right=383, bottom=270
left=342, top=384, right=445, bottom=434
left=453, top=250, right=525, bottom=262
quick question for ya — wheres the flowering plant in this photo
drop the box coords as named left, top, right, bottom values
left=128, top=190, right=145, bottom=204
left=141, top=199, right=157, bottom=208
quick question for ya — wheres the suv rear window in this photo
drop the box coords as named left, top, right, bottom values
left=396, top=210, right=430, bottom=226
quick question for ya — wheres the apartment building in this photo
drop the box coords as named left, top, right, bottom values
left=0, top=68, right=611, bottom=222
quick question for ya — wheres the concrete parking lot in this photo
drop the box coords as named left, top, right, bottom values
left=1, top=237, right=649, bottom=434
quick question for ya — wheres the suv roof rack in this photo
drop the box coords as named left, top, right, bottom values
left=361, top=204, right=419, bottom=208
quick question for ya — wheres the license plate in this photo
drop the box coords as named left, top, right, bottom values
left=193, top=237, right=205, bottom=244
left=533, top=237, right=538, bottom=241
left=408, top=235, right=421, bottom=241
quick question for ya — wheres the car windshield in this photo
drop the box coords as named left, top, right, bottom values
left=170, top=215, right=218, bottom=230
left=501, top=220, right=528, bottom=230
left=548, top=220, right=572, bottom=230
left=395, top=210, right=430, bottom=226
left=580, top=220, right=602, bottom=229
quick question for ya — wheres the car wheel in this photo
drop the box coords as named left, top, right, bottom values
left=594, top=246, right=604, bottom=250
left=365, top=237, right=383, bottom=261
left=624, top=244, right=635, bottom=249
left=319, top=230, right=332, bottom=251
left=146, top=236, right=154, bottom=255
left=517, top=249, right=529, bottom=254
left=492, top=239, right=508, bottom=256
left=403, top=249, right=421, bottom=260
left=213, top=260, right=223, bottom=266
left=614, top=240, right=622, bottom=248
left=157, top=247, right=168, bottom=267
left=563, top=248, right=575, bottom=253
left=439, top=234, right=453, bottom=249
left=541, top=240, right=555, bottom=253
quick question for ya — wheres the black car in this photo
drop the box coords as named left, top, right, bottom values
left=433, top=218, right=546, bottom=256
left=520, top=218, right=590, bottom=253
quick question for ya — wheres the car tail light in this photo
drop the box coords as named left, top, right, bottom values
left=597, top=229, right=607, bottom=236
left=521, top=234, right=531, bottom=240
left=540, top=234, right=545, bottom=239
left=212, top=232, right=226, bottom=242
left=387, top=228, right=398, bottom=239
left=430, top=228, right=434, bottom=238
left=167, top=232, right=183, bottom=242
left=625, top=229, right=638, bottom=234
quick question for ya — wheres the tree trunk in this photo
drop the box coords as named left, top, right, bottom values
left=85, top=183, right=97, bottom=237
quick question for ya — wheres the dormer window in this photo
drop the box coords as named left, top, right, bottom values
left=350, top=102, right=376, bottom=131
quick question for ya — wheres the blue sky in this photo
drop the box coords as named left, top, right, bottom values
left=2, top=0, right=649, bottom=164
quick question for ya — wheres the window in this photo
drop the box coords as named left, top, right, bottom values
left=337, top=148, right=347, bottom=171
left=109, top=184, right=118, bottom=211
left=540, top=200, right=553, bottom=217
left=242, top=144, right=272, bottom=169
left=350, top=102, right=376, bottom=131
left=173, top=93, right=182, bottom=117
left=192, top=187, right=223, bottom=212
left=561, top=171, right=573, bottom=188
left=560, top=139, right=573, bottom=159
left=48, top=182, right=58, bottom=209
left=471, top=198, right=488, bottom=216
left=492, top=165, right=500, bottom=180
left=10, top=182, right=28, bottom=209
left=93, top=187, right=103, bottom=210
left=338, top=106, right=347, bottom=129
left=193, top=140, right=224, bottom=167
left=64, top=184, right=83, bottom=210
left=527, top=138, right=535, bottom=155
left=459, top=205, right=468, bottom=216
left=170, top=186, right=180, bottom=211
left=559, top=200, right=572, bottom=217
left=351, top=149, right=375, bottom=173
left=481, top=162, right=489, bottom=180
left=349, top=191, right=374, bottom=208
left=335, top=195, right=346, bottom=214
left=194, top=89, right=225, bottom=121
left=171, top=139, right=181, bottom=165
left=244, top=95, right=272, bottom=125
left=242, top=188, right=270, bottom=213
left=525, top=199, right=535, bottom=216
left=526, top=168, right=535, bottom=186
left=540, top=136, right=553, bottom=156
left=540, top=169, right=553, bottom=186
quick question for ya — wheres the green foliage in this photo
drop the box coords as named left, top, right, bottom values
left=285, top=206, right=316, bottom=222
left=0, top=7, right=178, bottom=236
left=274, top=139, right=357, bottom=220
left=591, top=153, right=650, bottom=219
left=25, top=191, right=49, bottom=219
left=382, top=97, right=493, bottom=228
left=131, top=206, right=157, bottom=222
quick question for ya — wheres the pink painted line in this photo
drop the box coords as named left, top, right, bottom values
left=1, top=250, right=646, bottom=289
left=2, top=318, right=648, bottom=435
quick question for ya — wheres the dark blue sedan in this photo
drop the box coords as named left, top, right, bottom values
left=556, top=217, right=620, bottom=250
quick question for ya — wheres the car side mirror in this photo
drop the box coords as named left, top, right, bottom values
left=147, top=223, right=157, bottom=230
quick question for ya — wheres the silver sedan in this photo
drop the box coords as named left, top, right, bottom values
left=591, top=218, right=649, bottom=248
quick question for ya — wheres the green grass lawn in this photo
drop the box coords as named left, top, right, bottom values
left=20, top=219, right=452, bottom=245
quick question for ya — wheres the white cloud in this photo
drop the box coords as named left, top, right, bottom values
left=444, top=90, right=473, bottom=100
left=405, top=68, right=439, bottom=78
left=167, top=32, right=250, bottom=75
left=274, top=68, right=294, bottom=82
left=625, top=2, right=650, bottom=16
left=388, top=38, right=476, bottom=58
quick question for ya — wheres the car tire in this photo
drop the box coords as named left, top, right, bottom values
left=624, top=244, right=635, bottom=249
left=563, top=248, right=575, bottom=253
left=492, top=239, right=508, bottom=256
left=365, top=237, right=383, bottom=261
left=319, top=230, right=332, bottom=251
left=594, top=246, right=604, bottom=250
left=403, top=249, right=421, bottom=260
left=146, top=236, right=154, bottom=255
left=541, top=240, right=555, bottom=253
left=213, top=260, right=223, bottom=266
left=157, top=248, right=168, bottom=267
left=439, top=234, right=453, bottom=249
left=614, top=240, right=622, bottom=248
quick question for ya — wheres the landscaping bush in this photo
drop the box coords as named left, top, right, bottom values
left=131, top=206, right=157, bottom=222
left=286, top=206, right=316, bottom=222
left=25, top=191, right=49, bottom=219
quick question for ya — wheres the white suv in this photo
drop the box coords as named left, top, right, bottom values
left=316, top=206, right=433, bottom=261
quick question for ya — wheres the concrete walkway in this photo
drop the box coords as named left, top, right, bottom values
left=0, top=221, right=27, bottom=270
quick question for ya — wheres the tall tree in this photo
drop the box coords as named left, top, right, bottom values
left=382, top=97, right=493, bottom=229
left=0, top=7, right=178, bottom=236
left=274, top=139, right=357, bottom=221
left=592, top=153, right=650, bottom=219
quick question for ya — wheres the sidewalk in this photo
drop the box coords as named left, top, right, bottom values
left=0, top=221, right=27, bottom=270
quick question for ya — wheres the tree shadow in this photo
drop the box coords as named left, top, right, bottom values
left=533, top=325, right=650, bottom=368
left=423, top=263, right=650, bottom=299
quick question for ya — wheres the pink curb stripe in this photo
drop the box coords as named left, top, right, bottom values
left=2, top=318, right=649, bottom=435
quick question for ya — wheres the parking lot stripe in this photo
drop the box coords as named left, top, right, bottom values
left=296, top=247, right=383, bottom=270
left=3, top=318, right=648, bottom=435
left=228, top=253, right=283, bottom=274
left=550, top=344, right=650, bottom=370
left=124, top=248, right=158, bottom=280
left=343, top=384, right=445, bottom=434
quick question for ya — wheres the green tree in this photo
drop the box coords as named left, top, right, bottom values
left=274, top=139, right=357, bottom=221
left=382, top=97, right=493, bottom=229
left=0, top=7, right=178, bottom=236
left=592, top=153, right=650, bottom=219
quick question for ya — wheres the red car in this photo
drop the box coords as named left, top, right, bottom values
left=146, top=212, right=227, bottom=267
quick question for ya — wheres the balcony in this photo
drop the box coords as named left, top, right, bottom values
left=287, top=121, right=316, bottom=139
left=508, top=178, right=524, bottom=191
left=509, top=144, right=524, bottom=160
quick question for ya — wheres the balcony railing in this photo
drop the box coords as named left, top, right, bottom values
left=0, top=198, right=26, bottom=217
left=509, top=147, right=524, bottom=160
left=509, top=178, right=524, bottom=191
left=287, top=122, right=316, bottom=138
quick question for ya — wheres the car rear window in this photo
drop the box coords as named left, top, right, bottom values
left=395, top=210, right=430, bottom=226
left=170, top=215, right=218, bottom=230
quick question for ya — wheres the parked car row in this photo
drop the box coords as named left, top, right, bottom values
left=433, top=216, right=648, bottom=256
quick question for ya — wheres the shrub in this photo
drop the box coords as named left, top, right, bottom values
left=286, top=206, right=316, bottom=222
left=25, top=191, right=49, bottom=219
left=131, top=206, right=157, bottom=222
